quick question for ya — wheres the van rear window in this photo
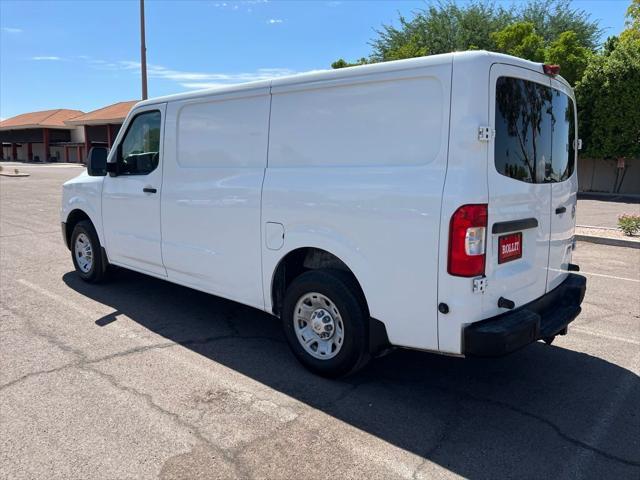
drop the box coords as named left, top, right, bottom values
left=494, top=77, right=575, bottom=184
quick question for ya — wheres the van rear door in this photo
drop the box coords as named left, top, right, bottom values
left=485, top=64, right=553, bottom=314
left=546, top=81, right=578, bottom=291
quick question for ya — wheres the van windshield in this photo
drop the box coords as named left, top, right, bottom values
left=494, top=76, right=575, bottom=184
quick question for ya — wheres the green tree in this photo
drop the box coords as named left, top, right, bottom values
left=371, top=1, right=513, bottom=61
left=330, top=58, right=370, bottom=69
left=621, top=0, right=640, bottom=42
left=491, top=22, right=546, bottom=62
left=545, top=30, right=590, bottom=85
left=332, top=0, right=601, bottom=68
left=575, top=35, right=640, bottom=161
left=602, top=35, right=620, bottom=56
left=518, top=0, right=602, bottom=50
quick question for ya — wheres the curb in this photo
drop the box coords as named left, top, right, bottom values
left=0, top=161, right=83, bottom=167
left=575, top=234, right=640, bottom=249
left=578, top=192, right=640, bottom=202
left=576, top=224, right=618, bottom=230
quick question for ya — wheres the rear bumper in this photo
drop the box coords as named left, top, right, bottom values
left=463, top=273, right=587, bottom=357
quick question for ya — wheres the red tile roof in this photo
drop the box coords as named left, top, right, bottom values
left=0, top=109, right=84, bottom=130
left=65, top=101, right=139, bottom=126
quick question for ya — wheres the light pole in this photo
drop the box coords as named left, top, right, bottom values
left=140, top=0, right=148, bottom=100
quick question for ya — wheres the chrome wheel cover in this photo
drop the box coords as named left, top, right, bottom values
left=74, top=233, right=93, bottom=273
left=293, top=292, right=344, bottom=360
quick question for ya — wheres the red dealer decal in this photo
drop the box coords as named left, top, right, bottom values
left=498, top=233, right=522, bottom=264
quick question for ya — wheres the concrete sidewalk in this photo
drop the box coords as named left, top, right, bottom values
left=576, top=197, right=640, bottom=248
left=0, top=161, right=84, bottom=168
left=577, top=197, right=640, bottom=229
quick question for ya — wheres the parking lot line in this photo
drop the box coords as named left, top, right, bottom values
left=550, top=269, right=640, bottom=283
left=17, top=278, right=96, bottom=317
left=579, top=271, right=639, bottom=283
left=571, top=327, right=640, bottom=346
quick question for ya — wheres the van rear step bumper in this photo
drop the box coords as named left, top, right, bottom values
left=464, top=273, right=587, bottom=357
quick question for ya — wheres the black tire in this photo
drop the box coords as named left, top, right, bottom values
left=282, top=269, right=370, bottom=378
left=70, top=220, right=108, bottom=283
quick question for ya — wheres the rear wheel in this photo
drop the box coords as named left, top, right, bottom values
left=71, top=220, right=107, bottom=283
left=282, top=269, right=369, bottom=377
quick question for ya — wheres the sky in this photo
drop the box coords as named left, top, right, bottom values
left=0, top=0, right=631, bottom=120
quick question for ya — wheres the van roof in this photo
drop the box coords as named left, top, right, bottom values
left=135, top=50, right=567, bottom=108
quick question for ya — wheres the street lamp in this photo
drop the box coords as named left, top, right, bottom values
left=140, top=0, right=148, bottom=100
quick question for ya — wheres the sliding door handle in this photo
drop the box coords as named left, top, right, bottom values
left=555, top=206, right=566, bottom=214
left=143, top=187, right=157, bottom=194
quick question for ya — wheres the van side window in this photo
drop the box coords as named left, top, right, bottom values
left=118, top=110, right=161, bottom=175
left=494, top=77, right=553, bottom=184
left=495, top=77, right=576, bottom=184
left=549, top=92, right=575, bottom=182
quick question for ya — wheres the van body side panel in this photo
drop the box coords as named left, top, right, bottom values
left=262, top=64, right=452, bottom=350
left=160, top=89, right=270, bottom=309
left=436, top=53, right=492, bottom=354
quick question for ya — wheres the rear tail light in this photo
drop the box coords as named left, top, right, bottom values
left=448, top=204, right=488, bottom=277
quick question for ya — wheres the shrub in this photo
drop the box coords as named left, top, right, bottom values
left=618, top=213, right=640, bottom=236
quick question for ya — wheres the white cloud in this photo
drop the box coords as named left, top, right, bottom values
left=179, top=82, right=234, bottom=90
left=1, top=27, right=22, bottom=34
left=214, top=0, right=268, bottom=5
left=81, top=56, right=324, bottom=91
left=100, top=60, right=300, bottom=90
left=31, top=56, right=63, bottom=61
left=179, top=68, right=327, bottom=90
left=267, top=18, right=283, bottom=24
left=213, top=0, right=268, bottom=13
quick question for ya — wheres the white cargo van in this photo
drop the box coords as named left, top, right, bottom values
left=61, top=51, right=586, bottom=377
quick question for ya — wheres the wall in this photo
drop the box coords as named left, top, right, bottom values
left=50, top=146, right=65, bottom=162
left=10, top=144, right=44, bottom=161
left=70, top=126, right=85, bottom=143
left=578, top=158, right=640, bottom=195
left=86, top=125, right=108, bottom=143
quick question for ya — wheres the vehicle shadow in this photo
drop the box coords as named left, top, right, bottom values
left=63, top=268, right=640, bottom=479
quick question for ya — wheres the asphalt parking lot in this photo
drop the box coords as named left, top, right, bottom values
left=1, top=164, right=639, bottom=480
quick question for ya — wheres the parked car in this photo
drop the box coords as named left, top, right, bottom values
left=61, top=51, right=586, bottom=377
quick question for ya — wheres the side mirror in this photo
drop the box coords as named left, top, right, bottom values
left=86, top=147, right=108, bottom=176
left=106, top=161, right=119, bottom=175
left=105, top=144, right=123, bottom=177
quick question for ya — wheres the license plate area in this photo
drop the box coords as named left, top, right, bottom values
left=498, top=232, right=522, bottom=264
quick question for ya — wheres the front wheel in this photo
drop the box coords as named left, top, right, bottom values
left=282, top=269, right=370, bottom=377
left=70, top=220, right=107, bottom=283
